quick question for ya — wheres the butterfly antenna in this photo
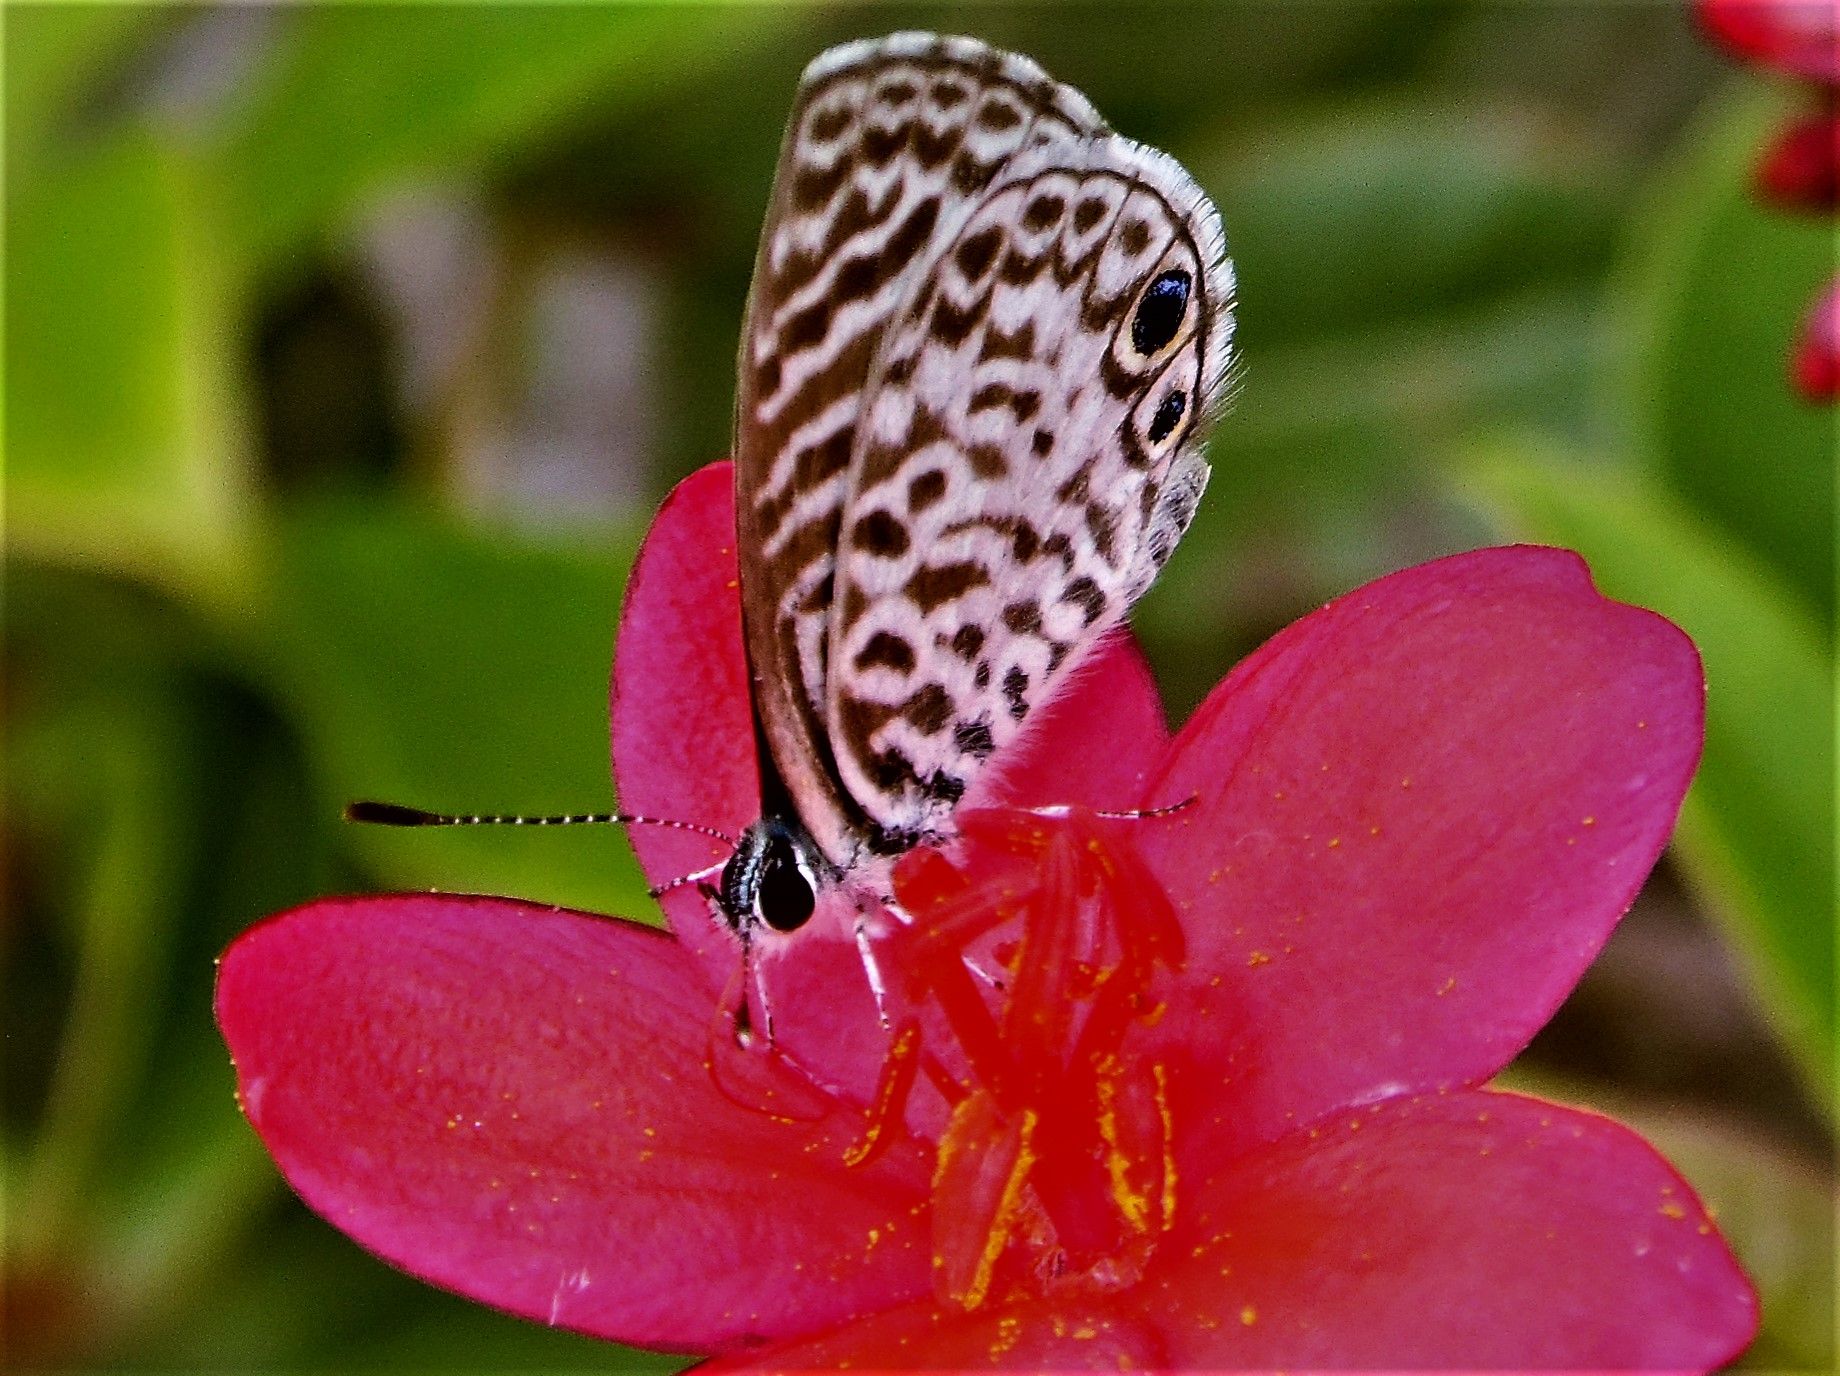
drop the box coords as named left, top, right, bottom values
left=344, top=800, right=737, bottom=845
left=647, top=860, right=728, bottom=900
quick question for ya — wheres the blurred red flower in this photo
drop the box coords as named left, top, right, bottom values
left=1696, top=0, right=1839, bottom=400
left=1792, top=276, right=1840, bottom=397
left=218, top=463, right=1757, bottom=1368
left=1698, top=0, right=1839, bottom=83
left=1754, top=108, right=1839, bottom=208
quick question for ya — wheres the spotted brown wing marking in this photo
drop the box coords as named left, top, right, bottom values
left=733, top=33, right=1107, bottom=866
left=826, top=145, right=1235, bottom=844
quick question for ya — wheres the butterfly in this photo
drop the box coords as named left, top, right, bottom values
left=714, top=32, right=1233, bottom=998
left=353, top=32, right=1235, bottom=1037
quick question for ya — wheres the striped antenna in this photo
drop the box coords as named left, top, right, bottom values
left=344, top=800, right=736, bottom=846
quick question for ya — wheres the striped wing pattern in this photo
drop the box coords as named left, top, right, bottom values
left=829, top=147, right=1230, bottom=845
left=734, top=32, right=1234, bottom=868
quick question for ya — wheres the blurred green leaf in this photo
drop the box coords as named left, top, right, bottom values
left=211, top=5, right=800, bottom=273
left=264, top=502, right=651, bottom=919
left=95, top=1072, right=279, bottom=1356
left=1618, top=84, right=1834, bottom=626
left=2, top=568, right=329, bottom=1360
left=6, top=132, right=256, bottom=610
left=1196, top=100, right=1620, bottom=350
left=2, top=5, right=166, bottom=174
left=1140, top=282, right=1597, bottom=716
left=348, top=1299, right=680, bottom=1375
left=1231, top=287, right=1607, bottom=456
left=1470, top=446, right=1834, bottom=1105
left=6, top=687, right=196, bottom=1278
left=1136, top=98, right=1626, bottom=711
left=92, top=688, right=342, bottom=1353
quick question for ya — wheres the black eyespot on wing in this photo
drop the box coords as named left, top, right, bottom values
left=1131, top=269, right=1192, bottom=356
left=1148, top=390, right=1187, bottom=444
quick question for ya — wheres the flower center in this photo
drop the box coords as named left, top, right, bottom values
left=869, top=806, right=1185, bottom=1310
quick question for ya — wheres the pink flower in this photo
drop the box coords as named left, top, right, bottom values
left=1792, top=276, right=1840, bottom=398
left=217, top=462, right=1757, bottom=1368
left=1696, top=0, right=1839, bottom=401
left=1754, top=107, right=1839, bottom=209
left=1697, top=0, right=1839, bottom=84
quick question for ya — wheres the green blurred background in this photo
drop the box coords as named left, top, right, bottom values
left=4, top=3, right=1833, bottom=1370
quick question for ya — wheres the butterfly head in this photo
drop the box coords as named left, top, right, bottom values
left=720, top=816, right=826, bottom=936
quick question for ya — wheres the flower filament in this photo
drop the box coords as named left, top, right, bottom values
left=873, top=806, right=1186, bottom=1309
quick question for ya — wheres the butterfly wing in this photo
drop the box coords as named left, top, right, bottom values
left=823, top=140, right=1235, bottom=846
left=734, top=33, right=1108, bottom=868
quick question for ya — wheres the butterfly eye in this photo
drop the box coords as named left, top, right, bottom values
left=756, top=838, right=817, bottom=932
left=1131, top=269, right=1192, bottom=355
left=1147, top=390, right=1187, bottom=444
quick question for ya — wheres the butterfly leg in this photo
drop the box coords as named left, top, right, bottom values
left=962, top=956, right=1009, bottom=993
left=853, top=908, right=892, bottom=1031
left=749, top=945, right=777, bottom=1047
left=697, top=879, right=776, bottom=1049
left=1027, top=795, right=1198, bottom=824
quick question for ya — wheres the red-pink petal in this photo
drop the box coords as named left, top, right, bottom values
left=610, top=461, right=759, bottom=973
left=215, top=895, right=932, bottom=1351
left=1792, top=276, right=1840, bottom=400
left=1698, top=0, right=1840, bottom=83
left=713, top=1094, right=1754, bottom=1371
left=1141, top=547, right=1703, bottom=1160
left=605, top=462, right=887, bottom=1098
left=703, top=1293, right=1169, bottom=1372
left=1755, top=108, right=1840, bottom=208
left=1145, top=1091, right=1757, bottom=1370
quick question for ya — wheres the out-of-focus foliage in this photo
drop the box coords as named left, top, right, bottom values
left=1475, top=78, right=1835, bottom=1107
left=210, top=5, right=794, bottom=271
left=1621, top=85, right=1833, bottom=623
left=8, top=132, right=254, bottom=608
left=266, top=504, right=643, bottom=916
left=5, top=5, right=1831, bottom=1371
